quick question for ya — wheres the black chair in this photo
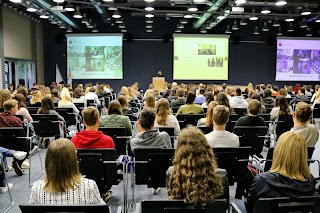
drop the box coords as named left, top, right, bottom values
left=53, top=102, right=58, bottom=107
left=74, top=102, right=85, bottom=113
left=313, top=104, right=320, bottom=120
left=28, top=107, right=40, bottom=115
left=20, top=204, right=110, bottom=213
left=233, top=126, right=268, bottom=155
left=157, top=127, right=175, bottom=147
left=226, top=114, right=241, bottom=132
left=264, top=105, right=274, bottom=113
left=232, top=196, right=320, bottom=213
left=56, top=107, right=77, bottom=127
left=98, top=127, right=128, bottom=156
left=198, top=126, right=212, bottom=134
left=87, top=99, right=96, bottom=107
left=176, top=114, right=204, bottom=129
left=141, top=199, right=227, bottom=213
left=171, top=107, right=180, bottom=114
left=258, top=114, right=271, bottom=124
left=32, top=114, right=61, bottom=139
left=275, top=114, right=294, bottom=140
left=233, top=108, right=247, bottom=116
left=77, top=149, right=121, bottom=195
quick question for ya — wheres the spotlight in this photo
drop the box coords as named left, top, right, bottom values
left=26, top=4, right=37, bottom=12
left=145, top=6, right=154, bottom=11
left=261, top=2, right=271, bottom=14
left=65, top=1, right=75, bottom=11
left=300, top=18, right=308, bottom=28
left=200, top=27, right=207, bottom=33
left=249, top=9, right=258, bottom=21
left=177, top=23, right=184, bottom=29
left=240, top=16, right=247, bottom=26
left=180, top=18, right=188, bottom=24
left=66, top=26, right=73, bottom=33
left=301, top=4, right=311, bottom=15
left=235, top=0, right=246, bottom=5
left=146, top=18, right=153, bottom=23
left=277, top=27, right=283, bottom=36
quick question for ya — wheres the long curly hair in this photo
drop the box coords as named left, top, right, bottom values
left=216, top=92, right=233, bottom=114
left=155, top=98, right=170, bottom=125
left=0, top=89, right=12, bottom=109
left=167, top=127, right=223, bottom=205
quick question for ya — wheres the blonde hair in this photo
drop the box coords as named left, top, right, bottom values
left=30, top=91, right=42, bottom=105
left=270, top=132, right=311, bottom=182
left=168, top=127, right=223, bottom=205
left=144, top=94, right=155, bottom=109
left=44, top=138, right=83, bottom=192
left=247, top=82, right=254, bottom=91
left=3, top=99, right=18, bottom=111
left=85, top=87, right=91, bottom=95
left=155, top=98, right=170, bottom=125
left=119, top=86, right=130, bottom=102
left=205, top=101, right=218, bottom=127
left=60, top=88, right=72, bottom=107
left=0, top=89, right=12, bottom=108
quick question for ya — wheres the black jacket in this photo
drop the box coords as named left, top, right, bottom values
left=246, top=172, right=315, bottom=213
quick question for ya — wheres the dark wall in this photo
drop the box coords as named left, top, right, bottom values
left=43, top=21, right=317, bottom=93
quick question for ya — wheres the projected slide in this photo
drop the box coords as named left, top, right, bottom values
left=276, top=37, right=320, bottom=81
left=67, top=34, right=123, bottom=79
left=173, top=35, right=229, bottom=80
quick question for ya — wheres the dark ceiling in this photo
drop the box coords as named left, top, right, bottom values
left=2, top=0, right=320, bottom=38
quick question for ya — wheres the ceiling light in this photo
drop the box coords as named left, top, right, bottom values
left=277, top=27, right=283, bottom=35
left=59, top=23, right=66, bottom=29
left=188, top=4, right=198, bottom=12
left=102, top=0, right=113, bottom=2
left=146, top=30, right=152, bottom=33
left=253, top=26, right=259, bottom=35
left=225, top=25, right=231, bottom=34
left=65, top=1, right=75, bottom=11
left=205, top=24, right=212, bottom=30
left=53, top=0, right=64, bottom=3
left=175, top=29, right=182, bottom=33
left=87, top=24, right=94, bottom=29
left=115, top=18, right=123, bottom=24
left=275, top=0, right=287, bottom=6
left=73, top=7, right=82, bottom=18
left=112, top=10, right=121, bottom=18
left=66, top=26, right=73, bottom=33
left=240, top=17, right=247, bottom=25
left=121, top=29, right=127, bottom=32
left=193, top=0, right=206, bottom=2
left=145, top=6, right=154, bottom=11
left=200, top=27, right=207, bottom=33
left=145, top=14, right=154, bottom=18
left=262, top=21, right=269, bottom=31
left=180, top=18, right=188, bottom=24
left=305, top=28, right=312, bottom=37
left=235, top=0, right=246, bottom=5
left=146, top=24, right=152, bottom=29
left=119, top=24, right=125, bottom=29
left=300, top=18, right=308, bottom=28
left=301, top=4, right=311, bottom=15
left=92, top=25, right=98, bottom=32
left=146, top=19, right=153, bottom=23
left=81, top=13, right=89, bottom=25
left=177, top=23, right=184, bottom=29
left=273, top=18, right=280, bottom=27
left=39, top=12, right=49, bottom=19
left=217, top=12, right=225, bottom=20
left=50, top=18, right=58, bottom=24
left=184, top=14, right=193, bottom=18
left=285, top=17, right=294, bottom=22
left=225, top=5, right=231, bottom=13
left=26, top=4, right=37, bottom=12
left=232, top=21, right=239, bottom=30
left=249, top=9, right=258, bottom=20
left=261, top=7, right=271, bottom=14
left=316, top=19, right=320, bottom=23
left=287, top=23, right=294, bottom=32
left=144, top=0, right=155, bottom=2
left=9, top=0, right=22, bottom=3
left=108, top=5, right=117, bottom=10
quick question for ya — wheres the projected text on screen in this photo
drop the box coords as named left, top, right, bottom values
left=173, top=35, right=229, bottom=80
left=276, top=38, right=320, bottom=81
left=67, top=34, right=123, bottom=79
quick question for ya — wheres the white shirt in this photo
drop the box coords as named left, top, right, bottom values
left=85, top=92, right=100, bottom=105
left=205, top=130, right=240, bottom=148
left=154, top=114, right=180, bottom=136
left=29, top=178, right=105, bottom=205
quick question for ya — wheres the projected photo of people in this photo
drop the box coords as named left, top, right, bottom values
left=207, top=57, right=224, bottom=67
left=276, top=49, right=293, bottom=73
left=198, top=44, right=216, bottom=55
left=293, top=49, right=311, bottom=74
left=311, top=50, right=320, bottom=74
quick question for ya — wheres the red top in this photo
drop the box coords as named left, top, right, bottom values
left=71, top=130, right=115, bottom=149
left=0, top=112, right=23, bottom=127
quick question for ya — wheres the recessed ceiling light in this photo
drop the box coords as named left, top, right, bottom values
left=285, top=17, right=294, bottom=22
left=145, top=14, right=154, bottom=18
left=175, top=29, right=182, bottom=33
left=217, top=13, right=225, bottom=20
left=108, top=6, right=117, bottom=10
left=146, top=29, right=152, bottom=32
left=275, top=0, right=287, bottom=6
left=193, top=0, right=206, bottom=2
left=53, top=0, right=64, bottom=3
left=144, top=0, right=155, bottom=2
left=316, top=19, right=320, bottom=23
left=112, top=11, right=121, bottom=19
left=188, top=4, right=198, bottom=12
left=9, top=0, right=22, bottom=3
left=146, top=19, right=153, bottom=23
left=39, top=13, right=49, bottom=19
left=145, top=6, right=154, bottom=11
left=184, top=14, right=193, bottom=18
left=235, top=0, right=246, bottom=5
left=121, top=29, right=127, bottom=32
left=102, top=0, right=113, bottom=2
left=301, top=4, right=311, bottom=15
left=26, top=4, right=37, bottom=12
left=65, top=1, right=75, bottom=11
left=146, top=24, right=152, bottom=28
left=119, top=24, right=125, bottom=28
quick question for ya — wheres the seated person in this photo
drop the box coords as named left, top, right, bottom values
left=291, top=102, right=319, bottom=147
left=205, top=105, right=239, bottom=148
left=0, top=147, right=27, bottom=193
left=100, top=100, right=132, bottom=136
left=176, top=91, right=204, bottom=115
left=194, top=88, right=206, bottom=104
left=290, top=87, right=310, bottom=105
left=29, top=138, right=105, bottom=204
left=230, top=88, right=248, bottom=109
left=29, top=91, right=42, bottom=107
left=240, top=132, right=315, bottom=213
left=14, top=94, right=33, bottom=122
left=72, top=107, right=114, bottom=149
left=38, top=97, right=65, bottom=122
left=197, top=101, right=218, bottom=127
left=167, top=126, right=227, bottom=204
left=85, top=87, right=101, bottom=106
left=170, top=88, right=185, bottom=108
left=234, top=99, right=266, bottom=127
left=58, top=88, right=79, bottom=116
left=261, top=89, right=275, bottom=106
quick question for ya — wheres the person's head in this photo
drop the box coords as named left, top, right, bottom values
left=117, top=95, right=128, bottom=108
left=3, top=99, right=18, bottom=114
left=155, top=98, right=170, bottom=125
left=294, top=102, right=312, bottom=124
left=275, top=96, right=291, bottom=115
left=251, top=93, right=261, bottom=102
left=205, top=92, right=214, bottom=105
left=225, top=88, right=231, bottom=96
left=176, top=88, right=185, bottom=98
left=139, top=108, right=156, bottom=131
left=108, top=100, right=122, bottom=115
left=44, top=138, right=82, bottom=192
left=72, top=88, right=82, bottom=98
left=51, top=89, right=59, bottom=98
left=17, top=87, right=28, bottom=97
left=89, top=87, right=96, bottom=93
left=39, top=96, right=55, bottom=114
left=271, top=132, right=311, bottom=181
left=264, top=89, right=272, bottom=97
left=255, top=85, right=261, bottom=91
left=186, top=91, right=196, bottom=104
left=222, top=83, right=227, bottom=89
left=248, top=99, right=261, bottom=116
left=235, top=88, right=242, bottom=96
left=14, top=94, right=27, bottom=109
left=247, top=89, right=255, bottom=99
left=216, top=92, right=232, bottom=111
left=299, top=87, right=306, bottom=95
left=33, top=83, right=39, bottom=88
left=279, top=88, right=288, bottom=96
left=212, top=105, right=230, bottom=126
left=157, top=70, right=162, bottom=76
left=205, top=101, right=219, bottom=127
left=60, top=88, right=72, bottom=106
left=0, top=89, right=12, bottom=108
left=168, top=126, right=223, bottom=205
left=145, top=94, right=155, bottom=109
left=82, top=106, right=100, bottom=127
left=199, top=88, right=205, bottom=95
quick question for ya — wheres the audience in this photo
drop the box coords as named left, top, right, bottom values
left=201, top=91, right=215, bottom=108
left=14, top=94, right=32, bottom=122
left=261, top=89, right=275, bottom=106
left=197, top=101, right=218, bottom=127
left=38, top=97, right=65, bottom=122
left=29, top=138, right=105, bottom=204
left=216, top=92, right=234, bottom=114
left=117, top=95, right=132, bottom=115
left=230, top=88, right=248, bottom=109
left=290, top=88, right=310, bottom=105
left=176, top=91, right=204, bottom=115
left=205, top=105, right=239, bottom=148
left=234, top=99, right=266, bottom=127
left=144, top=94, right=156, bottom=109
left=270, top=96, right=292, bottom=121
left=85, top=87, right=101, bottom=106
left=170, top=88, right=185, bottom=107
left=72, top=88, right=87, bottom=107
left=29, top=91, right=42, bottom=107
left=58, top=88, right=79, bottom=115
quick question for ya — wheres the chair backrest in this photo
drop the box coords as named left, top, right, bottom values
left=233, top=126, right=268, bottom=155
left=213, top=147, right=252, bottom=185
left=28, top=107, right=40, bottom=115
left=15, top=114, right=24, bottom=121
left=225, top=114, right=240, bottom=132
left=56, top=107, right=77, bottom=126
left=141, top=199, right=227, bottom=213
left=0, top=127, right=27, bottom=151
left=233, top=108, right=247, bottom=116
left=198, top=126, right=212, bottom=134
left=19, top=204, right=110, bottom=213
left=313, top=104, right=320, bottom=119
left=98, top=127, right=127, bottom=156
left=32, top=114, right=60, bottom=138
left=275, top=114, right=294, bottom=139
left=258, top=114, right=271, bottom=122
left=171, top=107, right=180, bottom=114
left=87, top=99, right=96, bottom=107
left=134, top=148, right=175, bottom=187
left=77, top=149, right=119, bottom=192
left=253, top=196, right=320, bottom=213
left=176, top=114, right=204, bottom=129
left=157, top=127, right=175, bottom=147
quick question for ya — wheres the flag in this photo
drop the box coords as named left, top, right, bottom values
left=55, top=64, right=64, bottom=84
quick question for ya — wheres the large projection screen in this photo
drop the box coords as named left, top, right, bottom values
left=276, top=37, right=320, bottom=81
left=173, top=34, right=229, bottom=80
left=66, top=34, right=123, bottom=79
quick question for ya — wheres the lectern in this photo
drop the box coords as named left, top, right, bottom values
left=152, top=77, right=165, bottom=91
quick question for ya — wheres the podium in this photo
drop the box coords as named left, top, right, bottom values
left=152, top=77, right=165, bottom=91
